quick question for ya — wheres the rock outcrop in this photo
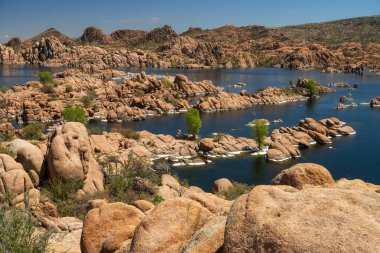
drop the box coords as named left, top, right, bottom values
left=129, top=198, right=212, bottom=253
left=9, top=139, right=45, bottom=186
left=47, top=122, right=104, bottom=195
left=0, top=154, right=40, bottom=208
left=223, top=182, right=380, bottom=252
left=271, top=163, right=334, bottom=189
left=81, top=202, right=145, bottom=253
left=0, top=44, right=26, bottom=64
left=370, top=96, right=380, bottom=107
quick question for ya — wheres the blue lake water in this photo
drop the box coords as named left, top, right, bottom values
left=2, top=66, right=380, bottom=190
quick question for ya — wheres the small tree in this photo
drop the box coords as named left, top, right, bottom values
left=38, top=71, right=53, bottom=84
left=307, top=80, right=318, bottom=98
left=252, top=119, right=269, bottom=149
left=62, top=106, right=86, bottom=123
left=186, top=108, right=202, bottom=138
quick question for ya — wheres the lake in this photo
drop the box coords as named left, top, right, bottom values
left=2, top=66, right=380, bottom=191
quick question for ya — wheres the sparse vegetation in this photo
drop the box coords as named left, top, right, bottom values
left=134, top=89, right=145, bottom=97
left=42, top=178, right=91, bottom=219
left=62, top=106, right=86, bottom=123
left=111, top=128, right=140, bottom=140
left=186, top=108, right=202, bottom=138
left=40, top=83, right=55, bottom=94
left=104, top=154, right=160, bottom=204
left=219, top=181, right=252, bottom=200
left=22, top=123, right=46, bottom=140
left=161, top=79, right=173, bottom=89
left=65, top=84, right=74, bottom=92
left=0, top=207, right=50, bottom=253
left=251, top=119, right=269, bottom=149
left=0, top=85, right=8, bottom=94
left=38, top=71, right=54, bottom=84
left=80, top=89, right=96, bottom=108
left=0, top=146, right=16, bottom=157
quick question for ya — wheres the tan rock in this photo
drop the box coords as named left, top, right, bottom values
left=223, top=183, right=380, bottom=253
left=212, top=178, right=233, bottom=193
left=47, top=122, right=104, bottom=194
left=183, top=215, right=226, bottom=253
left=130, top=198, right=212, bottom=253
left=271, top=163, right=334, bottom=189
left=81, top=202, right=145, bottom=253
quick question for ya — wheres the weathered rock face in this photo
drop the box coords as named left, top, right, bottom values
left=143, top=25, right=178, bottom=43
left=212, top=178, right=233, bottom=193
left=47, top=122, right=104, bottom=194
left=81, top=202, right=145, bottom=253
left=21, top=37, right=67, bottom=64
left=5, top=37, right=22, bottom=48
left=0, top=154, right=39, bottom=208
left=9, top=139, right=45, bottom=186
left=80, top=26, right=105, bottom=43
left=196, top=87, right=306, bottom=112
left=223, top=183, right=380, bottom=253
left=0, top=123, right=15, bottom=137
left=0, top=44, right=26, bottom=64
left=130, top=198, right=212, bottom=253
left=271, top=163, right=334, bottom=189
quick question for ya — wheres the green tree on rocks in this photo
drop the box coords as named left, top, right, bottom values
left=307, top=80, right=318, bottom=98
left=252, top=119, right=269, bottom=150
left=186, top=108, right=202, bottom=138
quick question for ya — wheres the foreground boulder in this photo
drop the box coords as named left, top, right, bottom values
left=223, top=184, right=380, bottom=252
left=271, top=163, right=334, bottom=189
left=47, top=122, right=104, bottom=194
left=130, top=198, right=212, bottom=253
left=81, top=202, right=145, bottom=253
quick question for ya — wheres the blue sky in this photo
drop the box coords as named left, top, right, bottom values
left=0, top=0, right=379, bottom=43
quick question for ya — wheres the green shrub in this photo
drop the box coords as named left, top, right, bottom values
left=251, top=119, right=269, bottom=149
left=219, top=181, right=252, bottom=200
left=105, top=155, right=160, bottom=204
left=41, top=83, right=55, bottom=94
left=62, top=106, right=86, bottom=123
left=65, top=84, right=74, bottom=93
left=0, top=207, right=50, bottom=252
left=186, top=108, right=202, bottom=138
left=152, top=194, right=164, bottom=204
left=112, top=128, right=140, bottom=140
left=39, top=71, right=53, bottom=84
left=307, top=79, right=318, bottom=97
left=161, top=79, right=173, bottom=89
left=22, top=123, right=46, bottom=140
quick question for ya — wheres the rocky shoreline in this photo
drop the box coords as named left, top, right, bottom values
left=0, top=70, right=331, bottom=124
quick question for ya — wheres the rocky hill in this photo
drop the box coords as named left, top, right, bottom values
left=1, top=16, right=379, bottom=71
left=24, top=27, right=75, bottom=46
left=277, top=15, right=380, bottom=44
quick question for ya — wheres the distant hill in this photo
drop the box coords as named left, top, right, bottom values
left=25, top=27, right=75, bottom=46
left=276, top=15, right=380, bottom=44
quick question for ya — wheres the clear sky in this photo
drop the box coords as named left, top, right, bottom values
left=0, top=0, right=379, bottom=43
